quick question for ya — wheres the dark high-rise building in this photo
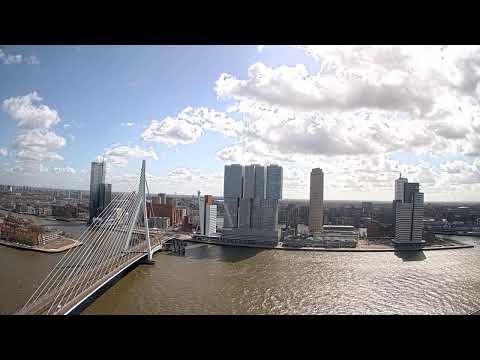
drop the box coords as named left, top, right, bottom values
left=393, top=178, right=424, bottom=247
left=223, top=164, right=244, bottom=229
left=254, top=165, right=266, bottom=199
left=266, top=165, right=283, bottom=200
left=89, top=160, right=106, bottom=223
left=309, top=168, right=324, bottom=233
left=404, top=182, right=420, bottom=203
left=99, top=183, right=112, bottom=213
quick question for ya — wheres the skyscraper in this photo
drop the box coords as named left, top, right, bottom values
left=98, top=183, right=112, bottom=213
left=223, top=164, right=243, bottom=229
left=89, top=160, right=106, bottom=224
left=309, top=168, right=324, bottom=234
left=243, top=165, right=256, bottom=199
left=393, top=179, right=425, bottom=247
left=254, top=165, right=266, bottom=199
left=199, top=194, right=216, bottom=236
left=395, top=174, right=408, bottom=201
left=222, top=163, right=282, bottom=246
left=266, top=165, right=283, bottom=200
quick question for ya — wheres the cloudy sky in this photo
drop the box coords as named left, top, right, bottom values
left=1, top=45, right=480, bottom=201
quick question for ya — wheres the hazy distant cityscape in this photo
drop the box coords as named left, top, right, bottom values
left=2, top=45, right=480, bottom=315
left=2, top=159, right=480, bottom=253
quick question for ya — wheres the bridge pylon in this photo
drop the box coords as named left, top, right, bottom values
left=140, top=160, right=153, bottom=261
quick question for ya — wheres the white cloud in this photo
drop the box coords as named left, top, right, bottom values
left=2, top=91, right=61, bottom=129
left=100, top=145, right=159, bottom=166
left=121, top=122, right=135, bottom=127
left=2, top=92, right=66, bottom=167
left=257, top=45, right=265, bottom=53
left=215, top=62, right=433, bottom=116
left=16, top=150, right=63, bottom=162
left=13, top=129, right=66, bottom=151
left=142, top=107, right=242, bottom=145
left=142, top=117, right=202, bottom=145
left=11, top=129, right=66, bottom=162
left=0, top=148, right=7, bottom=156
left=0, top=48, right=39, bottom=65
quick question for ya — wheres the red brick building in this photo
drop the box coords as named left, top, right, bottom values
left=147, top=204, right=176, bottom=226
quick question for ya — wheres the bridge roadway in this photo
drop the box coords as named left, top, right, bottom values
left=16, top=232, right=176, bottom=315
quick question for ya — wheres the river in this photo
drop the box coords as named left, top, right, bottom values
left=1, top=225, right=480, bottom=314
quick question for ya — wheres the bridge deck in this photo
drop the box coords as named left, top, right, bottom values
left=17, top=235, right=170, bottom=315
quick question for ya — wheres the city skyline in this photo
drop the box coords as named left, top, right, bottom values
left=2, top=45, right=480, bottom=202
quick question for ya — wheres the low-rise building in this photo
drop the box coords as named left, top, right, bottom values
left=148, top=216, right=170, bottom=229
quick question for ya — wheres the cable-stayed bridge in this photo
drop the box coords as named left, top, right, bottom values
left=16, top=160, right=173, bottom=315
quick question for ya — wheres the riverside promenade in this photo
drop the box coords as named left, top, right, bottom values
left=186, top=237, right=474, bottom=252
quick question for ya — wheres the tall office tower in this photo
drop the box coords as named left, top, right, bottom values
left=393, top=174, right=407, bottom=228
left=89, top=160, right=106, bottom=223
left=222, top=163, right=282, bottom=246
left=394, top=180, right=424, bottom=246
left=395, top=174, right=408, bottom=201
left=266, top=165, right=283, bottom=200
left=254, top=165, right=266, bottom=199
left=308, top=168, right=324, bottom=234
left=243, top=165, right=256, bottom=199
left=404, top=182, right=419, bottom=203
left=199, top=194, right=216, bottom=236
left=251, top=198, right=278, bottom=231
left=238, top=197, right=252, bottom=229
left=98, top=183, right=112, bottom=213
left=223, top=164, right=244, bottom=229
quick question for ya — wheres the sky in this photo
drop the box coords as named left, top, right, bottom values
left=1, top=45, right=480, bottom=201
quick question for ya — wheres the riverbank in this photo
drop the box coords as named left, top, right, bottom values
left=186, top=237, right=474, bottom=252
left=0, top=209, right=86, bottom=226
left=0, top=237, right=82, bottom=253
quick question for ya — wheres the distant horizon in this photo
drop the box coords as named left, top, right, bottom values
left=2, top=183, right=479, bottom=204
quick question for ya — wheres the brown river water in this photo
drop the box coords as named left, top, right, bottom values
left=1, top=218, right=480, bottom=315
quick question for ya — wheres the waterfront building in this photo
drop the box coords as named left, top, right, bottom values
left=308, top=168, right=324, bottom=234
left=395, top=174, right=408, bottom=201
left=251, top=198, right=278, bottom=231
left=283, top=225, right=358, bottom=248
left=254, top=165, right=266, bottom=199
left=223, top=164, right=244, bottom=229
left=266, top=165, right=283, bottom=200
left=243, top=165, right=256, bottom=199
left=199, top=194, right=217, bottom=236
left=216, top=217, right=224, bottom=231
left=98, top=183, right=112, bottom=214
left=89, top=160, right=106, bottom=224
left=393, top=180, right=425, bottom=247
left=222, top=163, right=282, bottom=244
